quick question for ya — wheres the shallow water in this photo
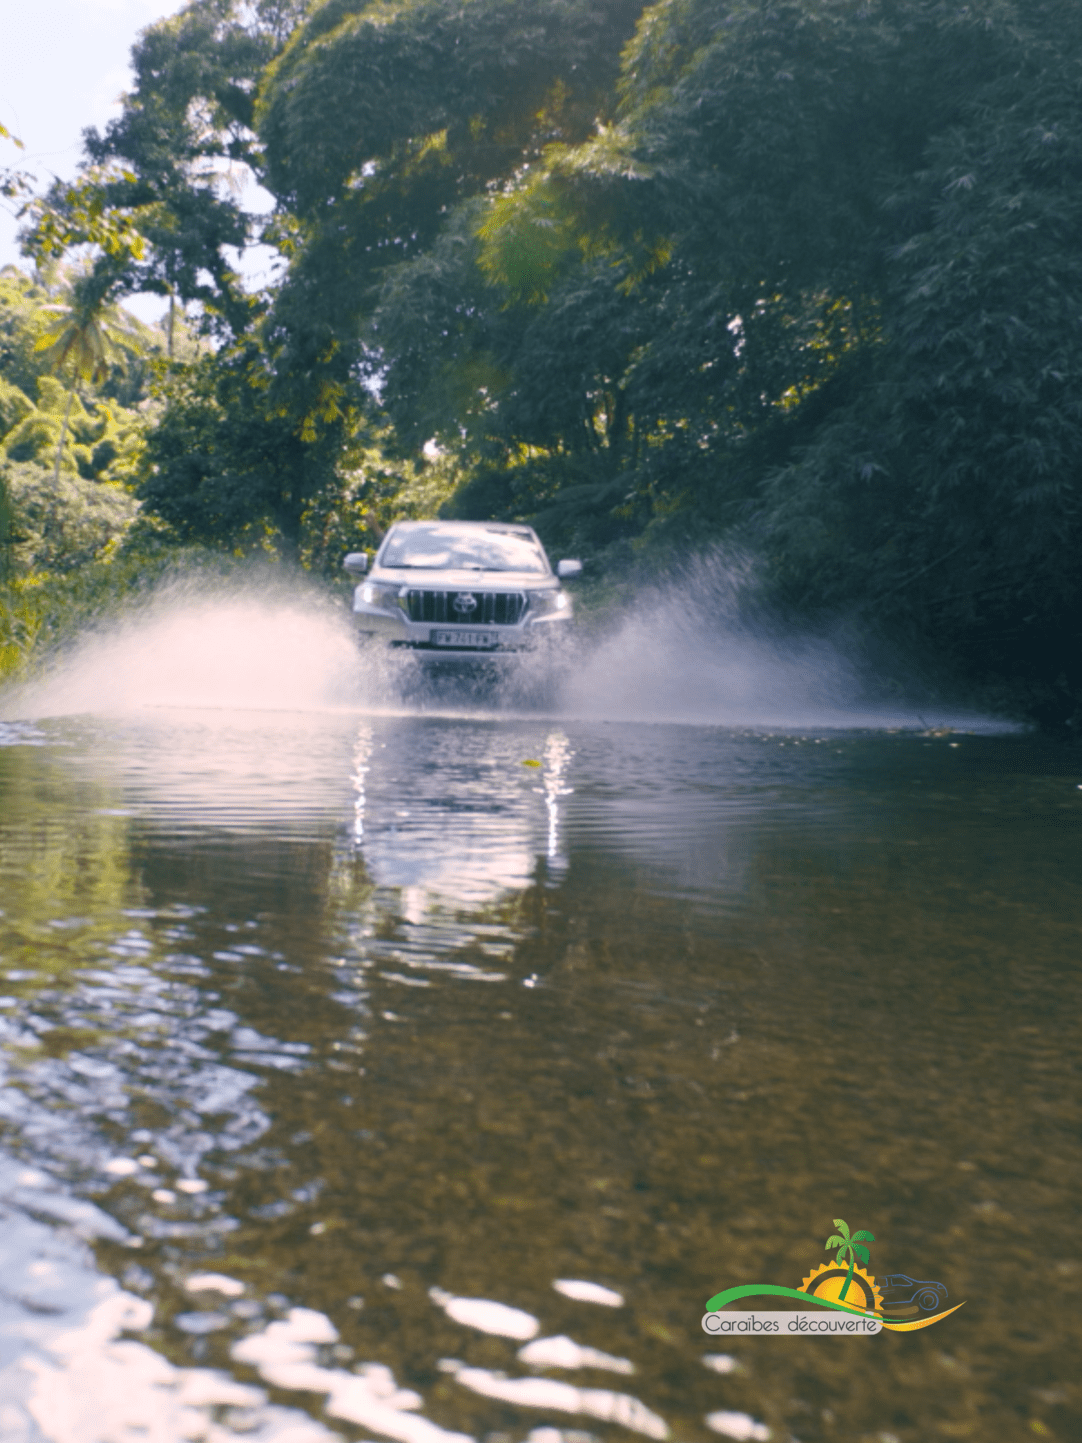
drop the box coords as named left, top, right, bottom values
left=0, top=680, right=1080, bottom=1441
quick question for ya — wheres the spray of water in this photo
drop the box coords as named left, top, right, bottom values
left=558, top=549, right=939, bottom=729
left=2, top=579, right=364, bottom=720
left=0, top=555, right=994, bottom=730
left=559, top=548, right=991, bottom=730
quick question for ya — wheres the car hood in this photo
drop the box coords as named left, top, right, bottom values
left=369, top=567, right=555, bottom=589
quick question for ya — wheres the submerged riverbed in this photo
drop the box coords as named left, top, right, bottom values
left=0, top=703, right=1079, bottom=1443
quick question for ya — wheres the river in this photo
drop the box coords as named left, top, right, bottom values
left=0, top=593, right=1079, bottom=1443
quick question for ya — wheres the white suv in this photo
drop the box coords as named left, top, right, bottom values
left=344, top=520, right=581, bottom=659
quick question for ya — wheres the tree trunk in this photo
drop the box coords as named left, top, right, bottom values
left=276, top=491, right=302, bottom=564
left=52, top=386, right=75, bottom=488
left=0, top=468, right=15, bottom=584
left=49, top=385, right=76, bottom=556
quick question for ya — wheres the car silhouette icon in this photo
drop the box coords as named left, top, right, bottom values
left=879, top=1274, right=948, bottom=1312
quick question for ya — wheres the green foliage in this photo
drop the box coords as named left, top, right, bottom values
left=81, top=0, right=308, bottom=338
left=0, top=122, right=31, bottom=206
left=34, top=287, right=144, bottom=389
left=22, top=261, right=153, bottom=485
left=0, top=460, right=140, bottom=576
left=259, top=0, right=643, bottom=215
left=138, top=338, right=464, bottom=571
left=365, top=0, right=1082, bottom=725
left=0, top=466, right=14, bottom=584
left=140, top=342, right=349, bottom=558
left=0, top=267, right=61, bottom=397
left=2, top=378, right=147, bottom=485
left=3, top=379, right=94, bottom=471
left=0, top=264, right=166, bottom=579
left=299, top=442, right=462, bottom=575
left=717, top=1, right=1082, bottom=726
left=0, top=375, right=34, bottom=437
left=22, top=168, right=148, bottom=266
left=367, top=2, right=913, bottom=554
left=0, top=264, right=168, bottom=407
left=256, top=0, right=645, bottom=423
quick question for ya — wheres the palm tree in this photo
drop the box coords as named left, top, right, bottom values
left=34, top=277, right=142, bottom=486
left=825, top=1218, right=875, bottom=1303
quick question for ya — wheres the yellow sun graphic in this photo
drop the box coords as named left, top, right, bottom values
left=799, top=1261, right=883, bottom=1314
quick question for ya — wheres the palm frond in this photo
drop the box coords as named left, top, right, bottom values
left=32, top=304, right=139, bottom=386
left=34, top=322, right=72, bottom=352
left=825, top=1234, right=845, bottom=1250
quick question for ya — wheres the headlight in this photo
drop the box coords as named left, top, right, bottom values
left=358, top=582, right=404, bottom=610
left=529, top=589, right=569, bottom=618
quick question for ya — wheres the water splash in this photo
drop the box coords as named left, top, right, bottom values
left=2, top=583, right=366, bottom=720
left=0, top=555, right=997, bottom=730
left=559, top=549, right=992, bottom=731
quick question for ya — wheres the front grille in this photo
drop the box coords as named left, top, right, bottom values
left=405, top=590, right=527, bottom=625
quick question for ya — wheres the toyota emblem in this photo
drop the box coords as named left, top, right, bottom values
left=453, top=592, right=478, bottom=614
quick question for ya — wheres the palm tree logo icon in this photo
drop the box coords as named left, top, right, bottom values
left=826, top=1219, right=875, bottom=1301
left=799, top=1218, right=883, bottom=1313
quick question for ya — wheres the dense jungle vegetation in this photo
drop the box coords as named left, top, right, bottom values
left=3, top=0, right=1082, bottom=728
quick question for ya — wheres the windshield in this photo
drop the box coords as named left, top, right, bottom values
left=379, top=524, right=547, bottom=573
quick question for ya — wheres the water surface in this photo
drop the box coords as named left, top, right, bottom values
left=0, top=705, right=1079, bottom=1443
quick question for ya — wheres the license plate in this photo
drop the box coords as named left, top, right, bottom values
left=432, top=629, right=499, bottom=648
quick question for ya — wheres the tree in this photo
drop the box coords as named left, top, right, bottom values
left=1, top=258, right=160, bottom=575
left=33, top=267, right=144, bottom=485
left=824, top=1218, right=874, bottom=1303
left=370, top=0, right=1082, bottom=722
left=256, top=0, right=647, bottom=426
left=366, top=0, right=919, bottom=551
left=22, top=167, right=148, bottom=271
left=110, top=0, right=650, bottom=563
left=80, top=0, right=308, bottom=340
left=2, top=264, right=172, bottom=474
left=139, top=340, right=354, bottom=560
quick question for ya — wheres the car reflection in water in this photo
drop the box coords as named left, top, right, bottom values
left=351, top=722, right=575, bottom=911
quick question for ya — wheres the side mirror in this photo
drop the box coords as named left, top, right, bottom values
left=556, top=559, right=582, bottom=579
left=343, top=552, right=368, bottom=576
